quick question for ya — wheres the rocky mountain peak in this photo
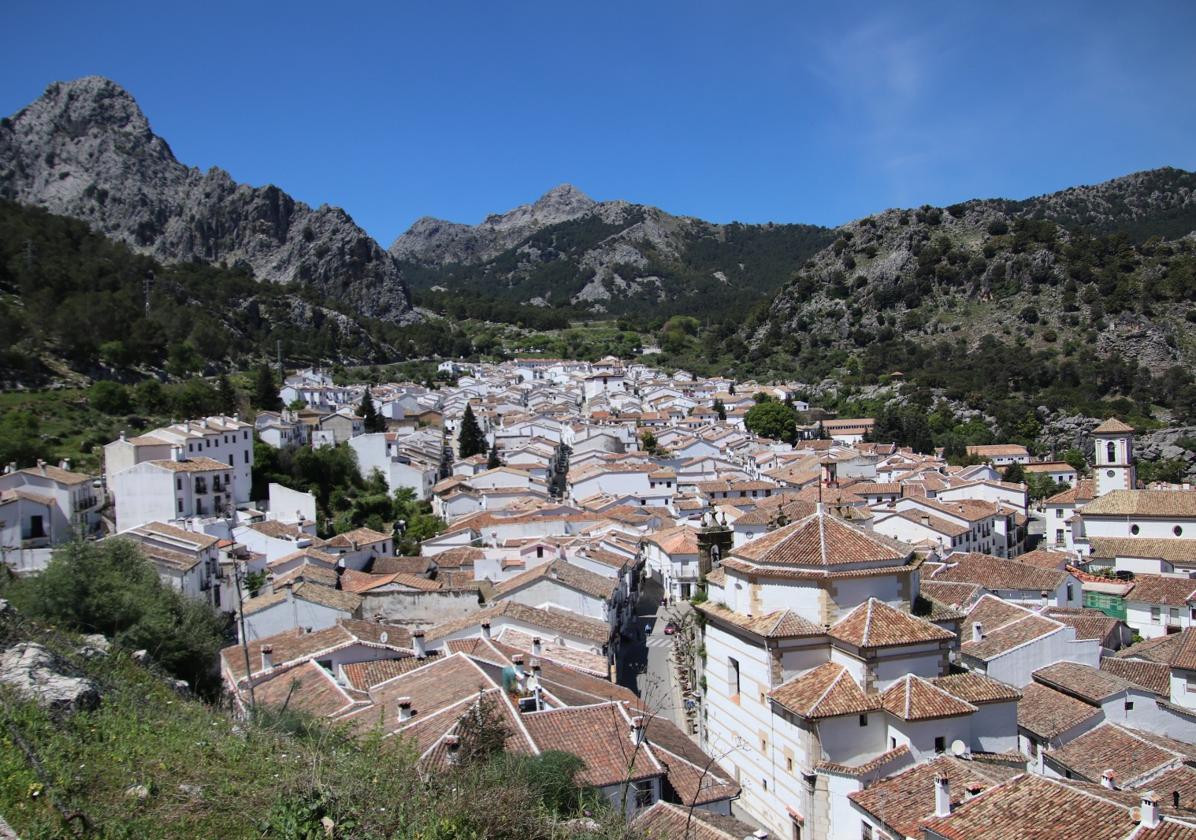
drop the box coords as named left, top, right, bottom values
left=0, top=76, right=413, bottom=323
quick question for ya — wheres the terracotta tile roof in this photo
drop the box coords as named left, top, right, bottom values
left=270, top=561, right=339, bottom=589
left=932, top=553, right=1068, bottom=591
left=634, top=801, right=758, bottom=840
left=253, top=661, right=363, bottom=718
left=641, top=717, right=739, bottom=806
left=919, top=580, right=986, bottom=609
left=881, top=674, right=977, bottom=720
left=885, top=508, right=968, bottom=537
left=1048, top=722, right=1186, bottom=786
left=1147, top=765, right=1196, bottom=811
left=1042, top=607, right=1122, bottom=644
left=1017, top=682, right=1101, bottom=740
left=768, top=662, right=877, bottom=720
left=491, top=559, right=617, bottom=602
left=246, top=520, right=323, bottom=541
left=693, top=602, right=823, bottom=639
left=146, top=456, right=232, bottom=473
left=966, top=444, right=1030, bottom=458
left=220, top=618, right=413, bottom=684
left=1094, top=418, right=1136, bottom=434
left=372, top=556, right=433, bottom=575
left=849, top=755, right=1019, bottom=839
left=1033, top=661, right=1134, bottom=704
left=266, top=546, right=339, bottom=570
left=919, top=773, right=1140, bottom=840
left=642, top=526, right=700, bottom=556
left=521, top=702, right=663, bottom=787
left=931, top=672, right=1022, bottom=705
left=829, top=598, right=954, bottom=649
left=340, top=656, right=434, bottom=690
left=1044, top=478, right=1098, bottom=505
left=730, top=510, right=911, bottom=568
left=130, top=520, right=220, bottom=549
left=1012, top=548, right=1073, bottom=569
left=814, top=744, right=912, bottom=777
left=1129, top=574, right=1196, bottom=606
left=1100, top=658, right=1172, bottom=696
left=17, top=464, right=92, bottom=485
left=323, top=526, right=391, bottom=548
left=1113, top=628, right=1196, bottom=667
left=1090, top=538, right=1196, bottom=565
left=1083, top=490, right=1196, bottom=518
left=424, top=600, right=610, bottom=646
left=962, top=595, right=1064, bottom=661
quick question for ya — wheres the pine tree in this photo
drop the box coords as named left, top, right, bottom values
left=458, top=404, right=485, bottom=458
left=487, top=444, right=502, bottom=470
left=253, top=364, right=281, bottom=411
left=713, top=399, right=726, bottom=421
left=216, top=374, right=237, bottom=416
left=359, top=393, right=385, bottom=433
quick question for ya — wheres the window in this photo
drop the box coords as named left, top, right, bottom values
left=1171, top=608, right=1180, bottom=622
left=1176, top=526, right=1185, bottom=537
left=934, top=736, right=946, bottom=754
left=1055, top=529, right=1065, bottom=546
left=1131, top=524, right=1141, bottom=535
left=176, top=478, right=182, bottom=491
left=244, top=450, right=250, bottom=464
left=862, top=823, right=874, bottom=840
left=728, top=658, right=740, bottom=698
left=177, top=499, right=183, bottom=513
left=762, top=778, right=768, bottom=791
left=786, top=756, right=794, bottom=773
left=1125, top=700, right=1134, bottom=711
left=792, top=820, right=802, bottom=840
left=1107, top=442, right=1117, bottom=463
left=1056, top=509, right=1064, bottom=518
left=1067, top=584, right=1074, bottom=601
left=890, top=737, right=897, bottom=750
left=1107, top=470, right=1116, bottom=478
left=630, top=780, right=653, bottom=808
left=1152, top=607, right=1162, bottom=623
left=761, top=737, right=768, bottom=752
left=1187, top=676, right=1196, bottom=694
left=859, top=714, right=868, bottom=727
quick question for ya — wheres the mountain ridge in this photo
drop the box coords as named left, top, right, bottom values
left=0, top=76, right=415, bottom=323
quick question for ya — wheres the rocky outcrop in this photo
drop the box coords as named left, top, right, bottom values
left=0, top=77, right=413, bottom=322
left=391, top=184, right=597, bottom=264
left=0, top=642, right=100, bottom=715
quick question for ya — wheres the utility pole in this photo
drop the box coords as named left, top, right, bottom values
left=233, top=561, right=256, bottom=713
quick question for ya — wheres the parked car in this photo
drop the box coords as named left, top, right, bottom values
left=664, top=621, right=678, bottom=635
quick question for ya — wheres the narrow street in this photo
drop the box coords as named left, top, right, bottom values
left=618, top=576, right=689, bottom=729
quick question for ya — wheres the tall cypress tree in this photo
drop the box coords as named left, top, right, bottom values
left=216, top=374, right=238, bottom=415
left=458, top=404, right=485, bottom=458
left=253, top=363, right=281, bottom=411
left=359, top=393, right=385, bottom=433
left=487, top=443, right=502, bottom=470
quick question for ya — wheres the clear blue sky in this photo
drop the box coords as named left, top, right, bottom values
left=3, top=1, right=1195, bottom=244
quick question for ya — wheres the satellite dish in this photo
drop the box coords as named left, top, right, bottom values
left=951, top=739, right=967, bottom=757
left=379, top=632, right=388, bottom=644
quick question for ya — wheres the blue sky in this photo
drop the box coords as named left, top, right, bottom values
left=3, top=1, right=1195, bottom=243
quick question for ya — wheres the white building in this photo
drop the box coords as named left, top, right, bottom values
left=109, top=451, right=235, bottom=532
left=104, top=416, right=253, bottom=504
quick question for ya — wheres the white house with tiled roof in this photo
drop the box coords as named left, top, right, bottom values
left=694, top=508, right=1018, bottom=840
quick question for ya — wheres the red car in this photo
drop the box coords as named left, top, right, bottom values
left=664, top=622, right=678, bottom=635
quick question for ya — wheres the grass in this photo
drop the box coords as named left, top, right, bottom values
left=0, top=610, right=637, bottom=839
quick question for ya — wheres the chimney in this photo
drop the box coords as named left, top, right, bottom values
left=171, top=445, right=184, bottom=462
left=972, top=622, right=983, bottom=643
left=1101, top=769, right=1116, bottom=789
left=921, top=515, right=930, bottom=527
left=750, top=832, right=769, bottom=840
left=630, top=715, right=645, bottom=747
left=412, top=630, right=427, bottom=659
left=119, top=430, right=127, bottom=441
left=1141, top=792, right=1160, bottom=829
left=334, top=661, right=346, bottom=686
left=444, top=734, right=460, bottom=764
left=934, top=772, right=952, bottom=818
left=59, top=458, right=70, bottom=471
left=480, top=621, right=491, bottom=641
left=37, top=459, right=46, bottom=475
left=397, top=697, right=414, bottom=722
left=532, top=636, right=542, bottom=656
left=260, top=644, right=273, bottom=671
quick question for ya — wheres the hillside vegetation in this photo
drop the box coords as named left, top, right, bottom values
left=0, top=601, right=635, bottom=840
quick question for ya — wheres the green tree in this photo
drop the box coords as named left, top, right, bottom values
left=0, top=411, right=41, bottom=467
left=216, top=374, right=238, bottom=416
left=487, top=444, right=502, bottom=470
left=1003, top=461, right=1026, bottom=484
left=713, top=399, right=726, bottom=421
left=458, top=404, right=486, bottom=458
left=359, top=393, right=385, bottom=433
left=4, top=539, right=227, bottom=695
left=134, top=378, right=169, bottom=414
left=744, top=400, right=797, bottom=443
left=172, top=378, right=220, bottom=418
left=254, top=363, right=282, bottom=411
left=87, top=380, right=131, bottom=415
left=640, top=430, right=659, bottom=456
left=1063, top=448, right=1087, bottom=475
